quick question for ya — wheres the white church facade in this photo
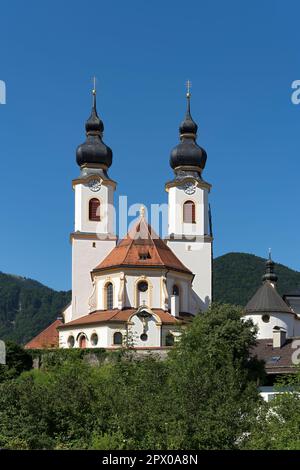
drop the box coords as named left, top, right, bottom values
left=26, top=87, right=213, bottom=350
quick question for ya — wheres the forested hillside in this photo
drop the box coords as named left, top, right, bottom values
left=0, top=272, right=71, bottom=344
left=213, top=252, right=300, bottom=306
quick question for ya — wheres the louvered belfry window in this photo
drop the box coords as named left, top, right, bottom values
left=183, top=200, right=196, bottom=223
left=89, top=198, right=100, bottom=221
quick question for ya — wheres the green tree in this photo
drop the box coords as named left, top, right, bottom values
left=165, top=303, right=264, bottom=449
left=0, top=341, right=32, bottom=382
left=244, top=369, right=300, bottom=450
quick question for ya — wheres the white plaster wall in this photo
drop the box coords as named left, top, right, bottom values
left=123, top=271, right=162, bottom=309
left=94, top=272, right=122, bottom=310
left=128, top=314, right=161, bottom=347
left=244, top=313, right=296, bottom=339
left=168, top=185, right=209, bottom=237
left=74, top=182, right=115, bottom=235
left=167, top=240, right=212, bottom=312
left=59, top=324, right=111, bottom=349
left=62, top=303, right=72, bottom=323
left=166, top=273, right=191, bottom=313
left=72, top=239, right=116, bottom=319
left=59, top=315, right=184, bottom=349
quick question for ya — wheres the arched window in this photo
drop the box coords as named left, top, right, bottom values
left=183, top=200, right=196, bottom=223
left=172, top=285, right=179, bottom=296
left=89, top=198, right=100, bottom=221
left=113, top=332, right=123, bottom=345
left=79, top=335, right=86, bottom=349
left=106, top=282, right=114, bottom=310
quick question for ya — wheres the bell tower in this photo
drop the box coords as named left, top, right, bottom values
left=70, top=87, right=117, bottom=320
left=166, top=88, right=212, bottom=313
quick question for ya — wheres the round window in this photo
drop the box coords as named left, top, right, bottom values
left=140, top=333, right=148, bottom=341
left=91, top=333, right=98, bottom=346
left=68, top=335, right=75, bottom=348
left=262, top=314, right=270, bottom=323
left=138, top=281, right=148, bottom=292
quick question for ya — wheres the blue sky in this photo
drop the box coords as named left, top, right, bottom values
left=0, top=0, right=299, bottom=291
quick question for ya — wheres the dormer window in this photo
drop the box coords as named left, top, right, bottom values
left=139, top=252, right=151, bottom=260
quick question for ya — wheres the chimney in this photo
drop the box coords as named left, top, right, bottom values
left=171, top=295, right=180, bottom=318
left=273, top=326, right=286, bottom=348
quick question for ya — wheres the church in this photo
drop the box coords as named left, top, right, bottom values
left=26, top=87, right=213, bottom=350
left=25, top=85, right=300, bottom=393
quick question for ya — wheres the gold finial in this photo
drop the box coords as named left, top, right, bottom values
left=186, top=79, right=192, bottom=98
left=140, top=205, right=145, bottom=218
left=92, top=76, right=97, bottom=96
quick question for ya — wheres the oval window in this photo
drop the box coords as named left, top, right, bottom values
left=262, top=314, right=270, bottom=323
left=68, top=335, right=75, bottom=348
left=138, top=281, right=148, bottom=292
left=91, top=333, right=98, bottom=346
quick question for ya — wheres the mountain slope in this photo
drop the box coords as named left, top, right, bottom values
left=0, top=272, right=71, bottom=344
left=213, top=252, right=300, bottom=306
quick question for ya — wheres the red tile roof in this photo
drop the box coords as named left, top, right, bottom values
left=93, top=217, right=192, bottom=274
left=25, top=319, right=62, bottom=349
left=251, top=338, right=298, bottom=374
left=58, top=308, right=192, bottom=329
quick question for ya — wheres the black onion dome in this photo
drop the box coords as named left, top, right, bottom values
left=76, top=91, right=112, bottom=168
left=262, top=253, right=278, bottom=283
left=170, top=94, right=207, bottom=170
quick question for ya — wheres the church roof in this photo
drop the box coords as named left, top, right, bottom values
left=25, top=319, right=62, bottom=349
left=58, top=308, right=192, bottom=329
left=283, top=288, right=300, bottom=298
left=244, top=281, right=294, bottom=315
left=251, top=338, right=298, bottom=374
left=93, top=216, right=192, bottom=275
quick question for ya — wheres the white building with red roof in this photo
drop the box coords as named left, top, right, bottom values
left=26, top=87, right=213, bottom=350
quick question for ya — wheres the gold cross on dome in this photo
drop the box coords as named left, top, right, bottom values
left=186, top=79, right=192, bottom=98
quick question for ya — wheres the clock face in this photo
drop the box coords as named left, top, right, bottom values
left=88, top=178, right=101, bottom=192
left=181, top=182, right=196, bottom=195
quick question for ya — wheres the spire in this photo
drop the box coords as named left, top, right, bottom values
left=85, top=81, right=104, bottom=135
left=262, top=249, right=278, bottom=284
left=76, top=82, right=112, bottom=168
left=179, top=81, right=198, bottom=136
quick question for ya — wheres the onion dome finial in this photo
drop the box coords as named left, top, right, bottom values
left=262, top=249, right=278, bottom=284
left=76, top=81, right=112, bottom=168
left=170, top=82, right=207, bottom=172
